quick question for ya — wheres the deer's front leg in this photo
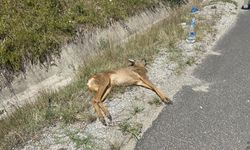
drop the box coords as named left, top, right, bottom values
left=137, top=77, right=172, bottom=104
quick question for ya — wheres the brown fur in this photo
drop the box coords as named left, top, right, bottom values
left=87, top=59, right=172, bottom=125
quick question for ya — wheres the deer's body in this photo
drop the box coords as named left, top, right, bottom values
left=87, top=60, right=172, bottom=125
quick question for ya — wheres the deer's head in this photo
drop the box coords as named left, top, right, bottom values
left=128, top=59, right=147, bottom=67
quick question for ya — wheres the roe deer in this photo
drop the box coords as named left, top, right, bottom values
left=87, top=59, right=172, bottom=125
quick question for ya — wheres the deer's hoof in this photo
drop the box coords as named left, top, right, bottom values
left=99, top=118, right=107, bottom=126
left=163, top=98, right=173, bottom=105
left=167, top=100, right=173, bottom=105
left=107, top=114, right=112, bottom=122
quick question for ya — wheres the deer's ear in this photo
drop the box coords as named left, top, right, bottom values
left=128, top=59, right=135, bottom=66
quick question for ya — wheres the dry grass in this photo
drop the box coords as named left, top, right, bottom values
left=209, top=0, right=237, bottom=7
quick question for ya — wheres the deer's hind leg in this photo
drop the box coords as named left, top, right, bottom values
left=92, top=101, right=106, bottom=125
left=92, top=77, right=111, bottom=125
left=98, top=102, right=112, bottom=122
left=99, top=86, right=113, bottom=121
left=137, top=77, right=172, bottom=104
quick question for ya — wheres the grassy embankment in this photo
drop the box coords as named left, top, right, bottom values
left=0, top=0, right=182, bottom=78
left=0, top=0, right=217, bottom=149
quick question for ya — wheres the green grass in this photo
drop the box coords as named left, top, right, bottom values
left=118, top=122, right=143, bottom=140
left=63, top=129, right=95, bottom=150
left=0, top=0, right=185, bottom=81
left=54, top=126, right=95, bottom=150
left=0, top=1, right=218, bottom=149
left=148, top=97, right=163, bottom=107
left=186, top=56, right=196, bottom=66
left=131, top=106, right=144, bottom=116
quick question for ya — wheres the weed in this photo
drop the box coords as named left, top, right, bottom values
left=168, top=47, right=183, bottom=62
left=110, top=142, right=122, bottom=150
left=186, top=57, right=196, bottom=66
left=131, top=106, right=144, bottom=116
left=167, top=47, right=188, bottom=74
left=194, top=45, right=204, bottom=53
left=118, top=122, right=143, bottom=140
left=148, top=97, right=163, bottom=107
left=64, top=128, right=95, bottom=150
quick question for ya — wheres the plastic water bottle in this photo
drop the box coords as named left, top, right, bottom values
left=191, top=18, right=196, bottom=28
left=187, top=18, right=197, bottom=43
left=191, top=6, right=199, bottom=14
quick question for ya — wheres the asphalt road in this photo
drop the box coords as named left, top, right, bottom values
left=135, top=10, right=250, bottom=150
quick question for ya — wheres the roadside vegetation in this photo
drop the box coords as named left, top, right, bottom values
left=0, top=0, right=218, bottom=149
left=0, top=0, right=184, bottom=81
left=209, top=0, right=238, bottom=7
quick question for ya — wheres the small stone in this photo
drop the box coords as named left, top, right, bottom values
left=0, top=109, right=5, bottom=115
left=211, top=6, right=217, bottom=9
